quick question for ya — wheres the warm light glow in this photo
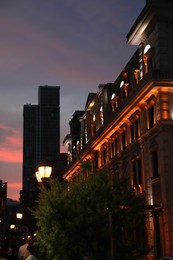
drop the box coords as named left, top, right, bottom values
left=10, top=224, right=15, bottom=229
left=88, top=100, right=95, bottom=109
left=35, top=171, right=42, bottom=183
left=120, top=81, right=124, bottom=88
left=16, top=213, right=23, bottom=219
left=111, top=93, right=116, bottom=100
left=144, top=44, right=151, bottom=54
left=36, top=165, right=52, bottom=182
left=38, top=166, right=52, bottom=178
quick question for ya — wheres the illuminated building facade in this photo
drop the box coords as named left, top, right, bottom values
left=63, top=1, right=173, bottom=259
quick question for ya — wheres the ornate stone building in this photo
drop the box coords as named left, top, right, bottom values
left=63, top=1, right=173, bottom=259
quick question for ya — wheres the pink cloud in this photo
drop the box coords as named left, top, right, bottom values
left=8, top=182, right=22, bottom=188
left=0, top=124, right=22, bottom=163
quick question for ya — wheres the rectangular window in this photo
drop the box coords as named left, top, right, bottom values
left=149, top=106, right=154, bottom=128
left=122, top=131, right=126, bottom=150
left=94, top=155, right=99, bottom=169
left=134, top=118, right=139, bottom=138
left=132, top=158, right=142, bottom=187
left=102, top=149, right=107, bottom=165
left=131, top=124, right=134, bottom=143
left=111, top=142, right=115, bottom=158
left=152, top=150, right=159, bottom=178
left=115, top=138, right=119, bottom=155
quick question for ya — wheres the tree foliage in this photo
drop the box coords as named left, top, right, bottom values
left=33, top=162, right=148, bottom=260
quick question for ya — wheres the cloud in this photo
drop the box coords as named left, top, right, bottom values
left=0, top=124, right=22, bottom=163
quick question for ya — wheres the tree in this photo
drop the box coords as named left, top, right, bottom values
left=33, top=162, right=148, bottom=260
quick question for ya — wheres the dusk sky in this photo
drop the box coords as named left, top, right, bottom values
left=0, top=0, right=145, bottom=201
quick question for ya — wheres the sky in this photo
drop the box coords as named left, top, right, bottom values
left=0, top=0, right=145, bottom=201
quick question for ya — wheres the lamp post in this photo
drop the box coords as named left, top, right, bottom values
left=16, top=212, right=23, bottom=237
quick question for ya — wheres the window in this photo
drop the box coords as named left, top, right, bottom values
left=115, top=138, right=119, bottom=155
left=100, top=106, right=103, bottom=124
left=111, top=141, right=115, bottom=158
left=94, top=151, right=99, bottom=169
left=102, top=149, right=107, bottom=165
left=132, top=157, right=142, bottom=188
left=122, top=131, right=126, bottom=150
left=92, top=114, right=96, bottom=136
left=143, top=44, right=152, bottom=73
left=111, top=93, right=119, bottom=111
left=130, top=117, right=139, bottom=142
left=148, top=106, right=155, bottom=128
left=151, top=150, right=159, bottom=178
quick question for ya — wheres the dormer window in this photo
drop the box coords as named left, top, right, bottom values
left=111, top=93, right=119, bottom=111
left=92, top=114, right=96, bottom=136
left=120, top=80, right=129, bottom=97
left=143, top=44, right=153, bottom=73
left=100, top=106, right=103, bottom=124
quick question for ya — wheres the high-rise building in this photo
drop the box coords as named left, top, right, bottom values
left=37, top=86, right=60, bottom=163
left=21, top=85, right=60, bottom=235
left=22, top=86, right=60, bottom=191
left=23, top=104, right=37, bottom=192
left=63, top=1, right=173, bottom=258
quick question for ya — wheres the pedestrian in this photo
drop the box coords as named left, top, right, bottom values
left=18, top=238, right=32, bottom=260
left=25, top=246, right=36, bottom=260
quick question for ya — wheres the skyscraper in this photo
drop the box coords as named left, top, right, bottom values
left=22, top=86, right=60, bottom=191
left=38, top=85, right=60, bottom=163
left=21, top=85, right=60, bottom=235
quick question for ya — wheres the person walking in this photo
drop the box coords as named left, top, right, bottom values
left=18, top=238, right=32, bottom=260
left=25, top=246, right=36, bottom=260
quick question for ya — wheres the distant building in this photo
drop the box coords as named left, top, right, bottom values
left=0, top=180, right=7, bottom=240
left=63, top=1, right=173, bottom=258
left=21, top=86, right=62, bottom=235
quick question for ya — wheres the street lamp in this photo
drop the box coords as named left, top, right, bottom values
left=36, top=164, right=52, bottom=184
left=16, top=212, right=23, bottom=219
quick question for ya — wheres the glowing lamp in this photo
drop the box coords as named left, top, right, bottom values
left=36, top=165, right=52, bottom=183
left=16, top=213, right=23, bottom=219
left=10, top=224, right=15, bottom=229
